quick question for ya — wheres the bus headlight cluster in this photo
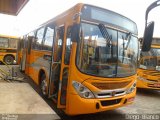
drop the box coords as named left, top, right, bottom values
left=127, top=81, right=136, bottom=94
left=72, top=81, right=95, bottom=99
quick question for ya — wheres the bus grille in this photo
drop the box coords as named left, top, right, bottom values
left=92, top=81, right=131, bottom=90
left=101, top=98, right=122, bottom=106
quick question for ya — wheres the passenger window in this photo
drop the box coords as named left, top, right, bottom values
left=64, top=26, right=72, bottom=65
left=35, top=27, right=45, bottom=50
left=43, top=25, right=54, bottom=51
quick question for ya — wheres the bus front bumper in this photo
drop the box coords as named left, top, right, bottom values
left=65, top=89, right=136, bottom=115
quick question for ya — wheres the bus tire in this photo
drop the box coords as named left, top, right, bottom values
left=4, top=55, right=14, bottom=65
left=40, top=74, right=48, bottom=97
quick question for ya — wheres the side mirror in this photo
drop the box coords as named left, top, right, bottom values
left=142, top=21, right=154, bottom=52
left=71, top=23, right=80, bottom=42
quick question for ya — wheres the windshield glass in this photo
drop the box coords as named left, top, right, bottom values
left=140, top=48, right=160, bottom=70
left=76, top=23, right=138, bottom=77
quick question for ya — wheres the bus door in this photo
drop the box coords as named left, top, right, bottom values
left=57, top=25, right=72, bottom=108
left=25, top=32, right=35, bottom=74
left=49, top=26, right=65, bottom=107
left=49, top=25, right=71, bottom=108
left=25, top=36, right=32, bottom=74
left=20, top=37, right=27, bottom=72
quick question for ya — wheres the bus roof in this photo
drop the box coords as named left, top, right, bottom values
left=26, top=3, right=137, bottom=35
left=41, top=3, right=83, bottom=26
left=41, top=3, right=136, bottom=26
left=0, top=34, right=19, bottom=39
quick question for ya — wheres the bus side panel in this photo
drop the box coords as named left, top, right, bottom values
left=0, top=55, right=3, bottom=62
left=137, top=69, right=160, bottom=89
left=27, top=49, right=51, bottom=85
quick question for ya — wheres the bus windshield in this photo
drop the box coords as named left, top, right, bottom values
left=140, top=48, right=160, bottom=71
left=77, top=23, right=138, bottom=77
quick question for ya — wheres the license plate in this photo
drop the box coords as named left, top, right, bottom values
left=153, top=83, right=160, bottom=87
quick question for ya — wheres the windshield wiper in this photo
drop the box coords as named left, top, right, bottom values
left=98, top=24, right=117, bottom=77
left=98, top=24, right=112, bottom=47
left=125, top=32, right=132, bottom=50
left=98, top=23, right=114, bottom=59
left=122, top=32, right=132, bottom=63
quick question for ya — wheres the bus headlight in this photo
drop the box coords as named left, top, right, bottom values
left=127, top=81, right=136, bottom=94
left=72, top=81, right=95, bottom=99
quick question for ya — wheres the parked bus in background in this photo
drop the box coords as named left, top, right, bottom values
left=137, top=0, right=160, bottom=89
left=0, top=34, right=19, bottom=65
left=137, top=37, right=160, bottom=89
left=19, top=3, right=152, bottom=115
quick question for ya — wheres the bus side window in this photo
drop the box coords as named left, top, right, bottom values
left=0, top=37, right=9, bottom=48
left=43, top=25, right=54, bottom=51
left=64, top=26, right=72, bottom=65
left=9, top=38, right=17, bottom=48
left=35, top=27, right=45, bottom=50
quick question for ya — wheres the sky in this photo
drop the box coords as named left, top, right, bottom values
left=0, top=0, right=159, bottom=37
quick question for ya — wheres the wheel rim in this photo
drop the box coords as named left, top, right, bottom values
left=6, top=59, right=12, bottom=64
left=5, top=56, right=13, bottom=65
left=41, top=79, right=47, bottom=95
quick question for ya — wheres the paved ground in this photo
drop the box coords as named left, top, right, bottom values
left=0, top=65, right=60, bottom=120
left=0, top=65, right=159, bottom=120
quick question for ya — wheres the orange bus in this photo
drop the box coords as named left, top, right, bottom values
left=19, top=3, right=152, bottom=115
left=0, top=34, right=18, bottom=64
left=137, top=37, right=160, bottom=89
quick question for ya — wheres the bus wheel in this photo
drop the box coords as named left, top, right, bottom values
left=40, top=74, right=48, bottom=97
left=4, top=55, right=14, bottom=65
